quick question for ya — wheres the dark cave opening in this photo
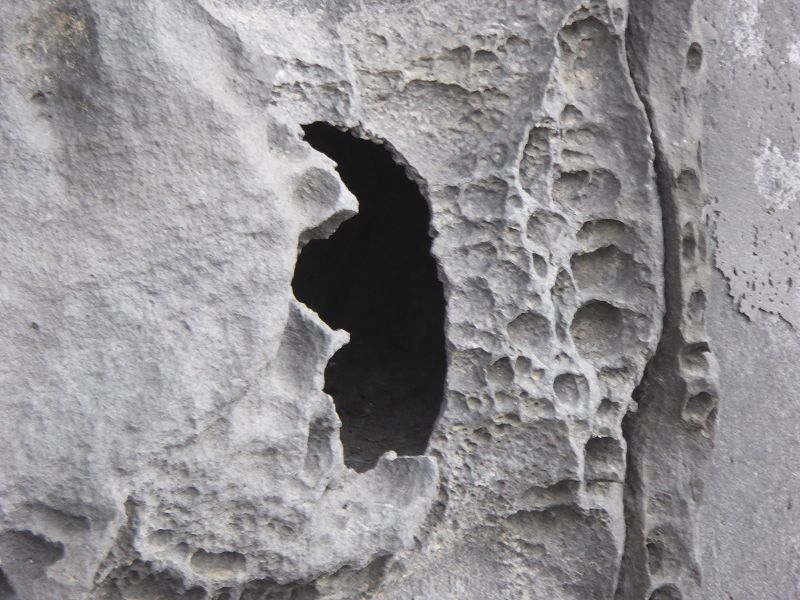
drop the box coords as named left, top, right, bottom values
left=292, top=122, right=447, bottom=473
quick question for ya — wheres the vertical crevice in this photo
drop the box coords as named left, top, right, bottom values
left=292, top=122, right=447, bottom=472
left=618, top=2, right=717, bottom=598
left=616, top=7, right=686, bottom=598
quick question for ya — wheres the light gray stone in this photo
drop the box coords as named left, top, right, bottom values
left=0, top=0, right=795, bottom=598
left=698, top=0, right=800, bottom=598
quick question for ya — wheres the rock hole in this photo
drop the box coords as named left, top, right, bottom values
left=487, top=357, right=514, bottom=388
left=522, top=480, right=580, bottom=508
left=473, top=49, right=498, bottom=67
left=526, top=209, right=567, bottom=249
left=570, top=245, right=642, bottom=298
left=559, top=104, right=583, bottom=127
left=676, top=169, right=701, bottom=209
left=531, top=253, right=548, bottom=278
left=146, top=528, right=175, bottom=551
left=553, top=372, right=589, bottom=411
left=189, top=550, right=246, bottom=578
left=687, top=289, right=707, bottom=322
left=553, top=168, right=621, bottom=213
left=682, top=392, right=717, bottom=429
left=507, top=311, right=551, bottom=356
left=293, top=122, right=447, bottom=472
left=685, top=42, right=703, bottom=72
left=646, top=538, right=664, bottom=575
left=576, top=218, right=639, bottom=253
left=645, top=526, right=688, bottom=578
left=584, top=436, right=624, bottom=482
left=570, top=300, right=625, bottom=363
left=680, top=342, right=710, bottom=375
left=597, top=398, right=617, bottom=417
left=186, top=586, right=210, bottom=600
left=0, top=530, right=64, bottom=582
left=649, top=584, right=683, bottom=600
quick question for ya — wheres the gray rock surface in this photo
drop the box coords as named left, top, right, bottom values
left=698, top=0, right=800, bottom=598
left=0, top=0, right=794, bottom=599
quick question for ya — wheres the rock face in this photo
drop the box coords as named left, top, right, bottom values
left=0, top=1, right=793, bottom=599
left=697, top=1, right=800, bottom=599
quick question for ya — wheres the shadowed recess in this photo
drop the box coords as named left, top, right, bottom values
left=0, top=567, right=15, bottom=600
left=292, top=122, right=447, bottom=472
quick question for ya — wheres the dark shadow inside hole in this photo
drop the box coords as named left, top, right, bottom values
left=292, top=122, right=447, bottom=472
left=0, top=567, right=15, bottom=600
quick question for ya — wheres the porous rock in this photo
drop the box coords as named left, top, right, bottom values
left=0, top=0, right=790, bottom=598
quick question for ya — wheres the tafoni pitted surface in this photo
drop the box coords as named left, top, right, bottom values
left=1, top=1, right=726, bottom=598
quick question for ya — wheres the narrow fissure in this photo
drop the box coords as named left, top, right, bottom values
left=616, top=8, right=684, bottom=599
left=292, top=122, right=447, bottom=473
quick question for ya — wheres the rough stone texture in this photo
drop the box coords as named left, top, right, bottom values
left=0, top=0, right=794, bottom=598
left=614, top=2, right=719, bottom=599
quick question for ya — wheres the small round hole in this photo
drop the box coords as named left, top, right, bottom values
left=686, top=42, right=703, bottom=71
